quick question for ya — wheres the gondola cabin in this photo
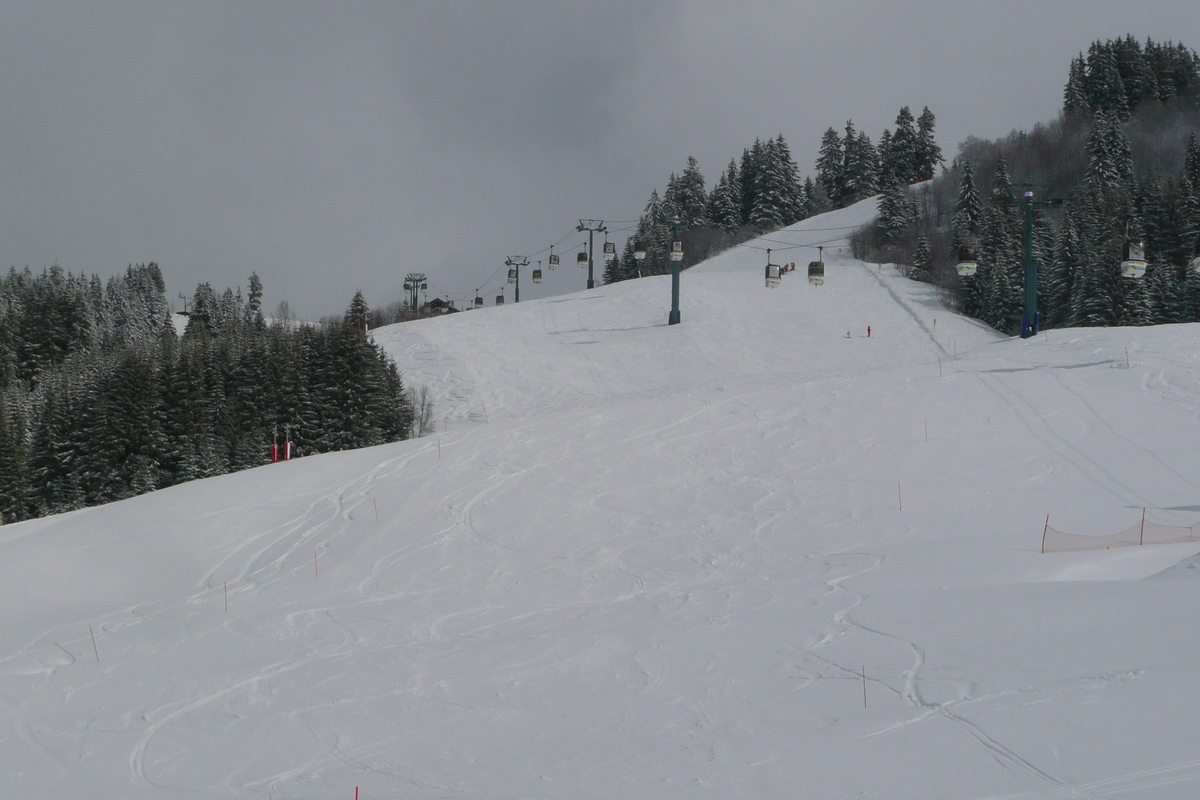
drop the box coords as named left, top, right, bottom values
left=495, top=293, right=505, bottom=306
left=532, top=268, right=543, bottom=283
left=576, top=251, right=588, bottom=266
left=956, top=246, right=978, bottom=277
left=1120, top=241, right=1147, bottom=279
left=765, top=262, right=781, bottom=288
left=474, top=295, right=483, bottom=309
left=507, top=268, right=517, bottom=284
left=548, top=253, right=560, bottom=269
left=603, top=242, right=616, bottom=261
left=808, top=260, right=825, bottom=285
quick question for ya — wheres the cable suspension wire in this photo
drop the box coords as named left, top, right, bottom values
left=737, top=234, right=846, bottom=253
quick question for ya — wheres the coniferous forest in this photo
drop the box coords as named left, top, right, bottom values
left=0, top=265, right=413, bottom=523
left=857, top=36, right=1200, bottom=333
left=602, top=105, right=942, bottom=284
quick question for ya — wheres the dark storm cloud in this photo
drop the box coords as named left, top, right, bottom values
left=0, top=2, right=1196, bottom=316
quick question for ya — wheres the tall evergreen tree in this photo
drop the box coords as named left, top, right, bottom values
left=1064, top=54, right=1089, bottom=113
left=877, top=181, right=912, bottom=244
left=815, top=127, right=844, bottom=207
left=675, top=156, right=709, bottom=228
left=915, top=107, right=943, bottom=181
left=839, top=122, right=878, bottom=205
left=345, top=290, right=370, bottom=334
left=887, top=106, right=919, bottom=186
left=952, top=159, right=984, bottom=251
left=706, top=159, right=743, bottom=233
left=740, top=142, right=764, bottom=226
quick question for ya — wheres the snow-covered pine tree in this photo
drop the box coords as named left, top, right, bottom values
left=815, top=127, right=844, bottom=208
left=877, top=181, right=912, bottom=245
left=1180, top=176, right=1200, bottom=264
left=887, top=106, right=919, bottom=186
left=1085, top=46, right=1131, bottom=121
left=952, top=159, right=984, bottom=251
left=1042, top=207, right=1080, bottom=328
left=1184, top=133, right=1200, bottom=191
left=911, top=235, right=933, bottom=282
left=803, top=176, right=829, bottom=217
left=1032, top=207, right=1057, bottom=322
left=856, top=130, right=880, bottom=200
left=876, top=129, right=894, bottom=188
left=772, top=135, right=805, bottom=223
left=976, top=155, right=1022, bottom=332
left=345, top=290, right=370, bottom=334
left=706, top=159, right=742, bottom=233
left=1064, top=54, right=1089, bottom=114
left=662, top=172, right=682, bottom=226
left=839, top=122, right=878, bottom=206
left=0, top=393, right=28, bottom=522
left=740, top=142, right=764, bottom=226
left=915, top=107, right=943, bottom=181
left=675, top=156, right=709, bottom=228
left=602, top=252, right=623, bottom=285
left=750, top=138, right=790, bottom=233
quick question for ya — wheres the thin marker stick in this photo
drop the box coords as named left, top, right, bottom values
left=898, top=482, right=903, bottom=512
left=224, top=581, right=228, bottom=613
left=89, top=625, right=99, bottom=663
left=373, top=498, right=379, bottom=521
left=862, top=666, right=867, bottom=708
left=315, top=551, right=319, bottom=579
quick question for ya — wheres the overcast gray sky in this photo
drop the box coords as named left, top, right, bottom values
left=2, top=2, right=1197, bottom=317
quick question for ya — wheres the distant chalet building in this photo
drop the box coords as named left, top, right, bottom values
left=421, top=298, right=459, bottom=315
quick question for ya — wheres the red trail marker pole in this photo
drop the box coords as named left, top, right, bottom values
left=89, top=625, right=100, bottom=662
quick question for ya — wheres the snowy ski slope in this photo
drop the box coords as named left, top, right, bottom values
left=4, top=197, right=1200, bottom=799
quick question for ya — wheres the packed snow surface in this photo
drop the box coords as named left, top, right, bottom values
left=5, top=196, right=1200, bottom=799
